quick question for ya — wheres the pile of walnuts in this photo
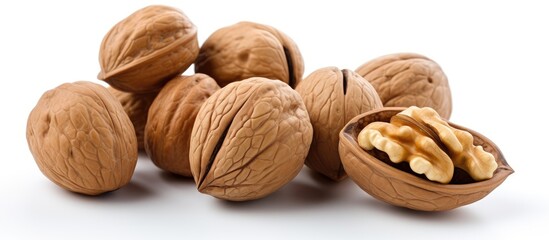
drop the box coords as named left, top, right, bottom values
left=26, top=5, right=511, bottom=211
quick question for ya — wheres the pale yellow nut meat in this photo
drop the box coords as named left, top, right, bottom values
left=358, top=122, right=454, bottom=183
left=399, top=106, right=497, bottom=181
left=340, top=107, right=514, bottom=211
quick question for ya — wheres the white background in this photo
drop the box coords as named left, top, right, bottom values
left=1, top=0, right=547, bottom=239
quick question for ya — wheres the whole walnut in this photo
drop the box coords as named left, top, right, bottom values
left=195, top=21, right=304, bottom=88
left=26, top=81, right=138, bottom=195
left=295, top=67, right=383, bottom=181
left=190, top=77, right=313, bottom=201
left=98, top=5, right=199, bottom=93
left=145, top=74, right=220, bottom=176
left=355, top=53, right=452, bottom=119
left=108, top=87, right=157, bottom=150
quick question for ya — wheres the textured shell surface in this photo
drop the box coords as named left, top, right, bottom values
left=190, top=77, right=313, bottom=201
left=356, top=53, right=452, bottom=119
left=295, top=67, right=383, bottom=181
left=195, top=22, right=303, bottom=88
left=98, top=5, right=199, bottom=93
left=26, top=81, right=138, bottom=195
left=108, top=87, right=157, bottom=150
left=145, top=74, right=220, bottom=176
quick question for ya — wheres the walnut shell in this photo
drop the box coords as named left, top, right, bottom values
left=190, top=77, right=313, bottom=201
left=145, top=74, right=220, bottom=176
left=356, top=53, right=452, bottom=119
left=98, top=5, right=199, bottom=93
left=26, top=81, right=138, bottom=195
left=195, top=21, right=304, bottom=88
left=108, top=87, right=157, bottom=150
left=295, top=67, right=383, bottom=181
left=339, top=107, right=513, bottom=211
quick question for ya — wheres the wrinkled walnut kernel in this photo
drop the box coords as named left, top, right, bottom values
left=339, top=107, right=513, bottom=211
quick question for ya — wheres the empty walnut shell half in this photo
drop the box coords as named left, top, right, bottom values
left=190, top=77, right=313, bottom=201
left=339, top=107, right=513, bottom=211
left=145, top=74, right=220, bottom=176
left=26, top=81, right=138, bottom=195
left=356, top=53, right=452, bottom=119
left=295, top=67, right=383, bottom=181
left=108, top=87, right=158, bottom=150
left=195, top=21, right=304, bottom=88
left=98, top=5, right=199, bottom=93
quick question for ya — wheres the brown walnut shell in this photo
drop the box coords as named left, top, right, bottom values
left=356, top=53, right=452, bottom=119
left=295, top=67, right=383, bottom=181
left=98, top=5, right=199, bottom=93
left=190, top=77, right=313, bottom=201
left=339, top=107, right=513, bottom=211
left=26, top=81, right=138, bottom=195
left=108, top=87, right=157, bottom=150
left=145, top=74, right=220, bottom=176
left=195, top=21, right=304, bottom=88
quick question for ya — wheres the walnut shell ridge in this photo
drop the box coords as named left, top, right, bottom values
left=145, top=74, right=220, bottom=176
left=26, top=81, right=138, bottom=195
left=98, top=5, right=199, bottom=93
left=195, top=21, right=304, bottom=88
left=108, top=87, right=157, bottom=150
left=295, top=67, right=383, bottom=181
left=339, top=107, right=513, bottom=211
left=356, top=53, right=452, bottom=119
left=190, top=77, right=313, bottom=201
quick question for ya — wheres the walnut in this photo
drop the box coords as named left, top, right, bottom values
left=358, top=106, right=497, bottom=183
left=26, top=81, right=138, bottom=195
left=144, top=74, right=220, bottom=176
left=399, top=106, right=498, bottom=181
left=108, top=87, right=157, bottom=150
left=339, top=107, right=513, bottom=211
left=356, top=53, right=452, bottom=119
left=98, top=5, right=198, bottom=93
left=358, top=121, right=454, bottom=183
left=295, top=67, right=383, bottom=181
left=195, top=21, right=304, bottom=88
left=190, top=77, right=313, bottom=201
